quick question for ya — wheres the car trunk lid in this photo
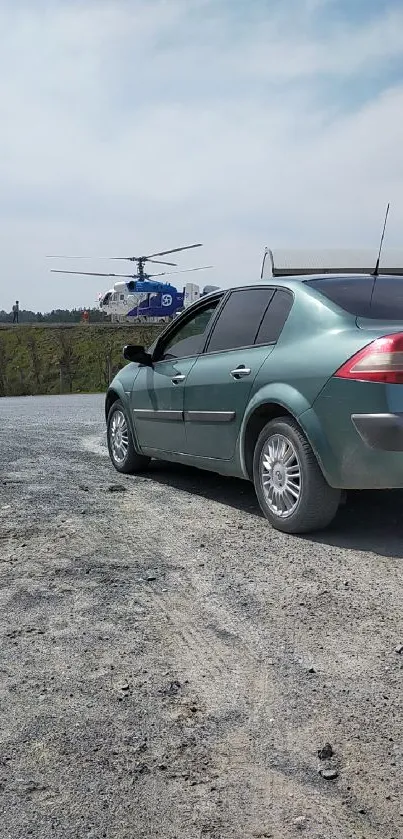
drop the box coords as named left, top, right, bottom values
left=356, top=317, right=403, bottom=335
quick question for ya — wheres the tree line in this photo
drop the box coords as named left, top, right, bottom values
left=0, top=307, right=107, bottom=324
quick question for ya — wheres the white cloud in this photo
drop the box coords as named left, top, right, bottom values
left=0, top=0, right=402, bottom=310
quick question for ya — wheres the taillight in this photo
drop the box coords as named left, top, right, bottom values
left=334, top=333, right=403, bottom=384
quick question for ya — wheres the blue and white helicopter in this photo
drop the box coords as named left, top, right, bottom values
left=49, top=243, right=218, bottom=322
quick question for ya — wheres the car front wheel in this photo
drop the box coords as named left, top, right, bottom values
left=253, top=417, right=340, bottom=534
left=107, top=400, right=150, bottom=474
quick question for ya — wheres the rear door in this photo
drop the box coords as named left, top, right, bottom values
left=183, top=287, right=284, bottom=460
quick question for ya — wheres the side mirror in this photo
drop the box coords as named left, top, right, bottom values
left=123, top=344, right=153, bottom=366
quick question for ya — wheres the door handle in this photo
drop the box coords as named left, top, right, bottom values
left=230, top=366, right=251, bottom=379
left=171, top=374, right=186, bottom=384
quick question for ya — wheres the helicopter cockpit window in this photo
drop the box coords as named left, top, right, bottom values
left=119, top=294, right=125, bottom=300
left=112, top=293, right=118, bottom=302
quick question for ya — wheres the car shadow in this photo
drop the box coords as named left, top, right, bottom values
left=145, top=461, right=403, bottom=559
left=309, top=489, right=403, bottom=559
left=145, top=460, right=262, bottom=516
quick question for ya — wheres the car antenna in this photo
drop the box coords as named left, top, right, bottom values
left=373, top=203, right=390, bottom=276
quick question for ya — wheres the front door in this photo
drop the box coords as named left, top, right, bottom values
left=130, top=298, right=221, bottom=454
left=183, top=287, right=292, bottom=460
left=130, top=357, right=196, bottom=452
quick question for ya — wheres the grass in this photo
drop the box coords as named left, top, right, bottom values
left=0, top=323, right=163, bottom=397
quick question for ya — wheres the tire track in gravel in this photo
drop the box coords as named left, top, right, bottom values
left=118, top=479, right=403, bottom=839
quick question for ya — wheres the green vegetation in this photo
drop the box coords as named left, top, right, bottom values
left=0, top=323, right=163, bottom=397
left=0, top=307, right=107, bottom=324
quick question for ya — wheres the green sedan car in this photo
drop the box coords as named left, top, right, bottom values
left=105, top=272, right=403, bottom=534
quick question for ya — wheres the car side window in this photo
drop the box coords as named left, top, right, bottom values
left=159, top=301, right=220, bottom=361
left=205, top=289, right=275, bottom=353
left=254, top=289, right=293, bottom=345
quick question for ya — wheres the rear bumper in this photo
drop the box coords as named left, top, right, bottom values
left=303, top=379, right=403, bottom=489
left=299, top=403, right=403, bottom=489
left=352, top=413, right=403, bottom=452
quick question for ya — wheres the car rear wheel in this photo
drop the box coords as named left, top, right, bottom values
left=253, top=417, right=340, bottom=534
left=107, top=400, right=150, bottom=474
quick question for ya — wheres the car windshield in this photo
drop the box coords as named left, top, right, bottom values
left=304, top=275, right=403, bottom=320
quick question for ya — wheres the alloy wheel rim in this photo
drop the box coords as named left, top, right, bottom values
left=260, top=433, right=302, bottom=519
left=110, top=410, right=129, bottom=464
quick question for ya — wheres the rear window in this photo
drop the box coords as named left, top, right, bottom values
left=255, top=289, right=293, bottom=344
left=304, top=275, right=403, bottom=320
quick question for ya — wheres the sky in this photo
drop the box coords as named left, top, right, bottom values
left=1, top=0, right=403, bottom=311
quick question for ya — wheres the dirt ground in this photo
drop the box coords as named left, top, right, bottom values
left=0, top=394, right=402, bottom=839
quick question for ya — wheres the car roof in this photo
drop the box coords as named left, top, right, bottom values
left=222, top=273, right=403, bottom=293
left=195, top=273, right=403, bottom=311
left=211, top=274, right=359, bottom=295
left=266, top=273, right=373, bottom=287
left=269, top=272, right=403, bottom=290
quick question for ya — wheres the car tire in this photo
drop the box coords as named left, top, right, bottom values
left=107, top=399, right=150, bottom=474
left=253, top=417, right=341, bottom=534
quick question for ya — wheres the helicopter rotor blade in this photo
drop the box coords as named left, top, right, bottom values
left=47, top=254, right=181, bottom=266
left=88, top=257, right=178, bottom=265
left=109, top=257, right=139, bottom=262
left=161, top=265, right=213, bottom=276
left=144, top=244, right=203, bottom=259
left=50, top=270, right=138, bottom=279
left=47, top=245, right=203, bottom=262
left=47, top=255, right=141, bottom=262
left=145, top=258, right=178, bottom=267
left=47, top=255, right=112, bottom=260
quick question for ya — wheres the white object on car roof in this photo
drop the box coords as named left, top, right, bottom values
left=261, top=248, right=403, bottom=279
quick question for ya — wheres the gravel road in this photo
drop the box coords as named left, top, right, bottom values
left=0, top=394, right=402, bottom=839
